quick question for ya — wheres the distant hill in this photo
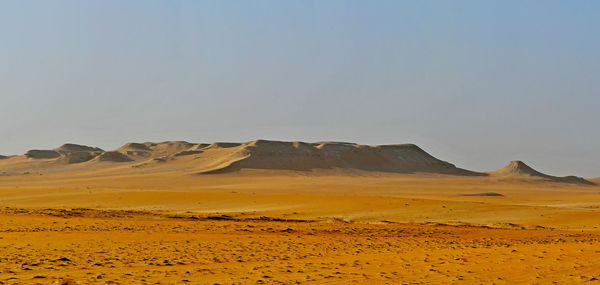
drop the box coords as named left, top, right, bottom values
left=490, top=160, right=594, bottom=185
left=196, top=140, right=482, bottom=176
left=0, top=140, right=593, bottom=185
left=54, top=143, right=103, bottom=154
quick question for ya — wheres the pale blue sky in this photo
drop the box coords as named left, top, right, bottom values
left=1, top=1, right=599, bottom=176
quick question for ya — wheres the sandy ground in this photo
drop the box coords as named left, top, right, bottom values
left=2, top=170, right=600, bottom=284
left=2, top=209, right=600, bottom=284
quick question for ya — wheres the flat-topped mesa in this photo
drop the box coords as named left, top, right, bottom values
left=491, top=160, right=594, bottom=185
left=119, top=143, right=151, bottom=151
left=9, top=140, right=593, bottom=180
left=247, top=140, right=316, bottom=152
left=202, top=139, right=482, bottom=175
left=25, top=149, right=61, bottom=159
left=375, top=144, right=459, bottom=167
left=92, top=151, right=133, bottom=163
left=172, top=143, right=210, bottom=157
left=150, top=141, right=195, bottom=157
left=190, top=143, right=210, bottom=150
left=22, top=143, right=104, bottom=163
left=117, top=143, right=152, bottom=158
left=117, top=141, right=196, bottom=158
left=58, top=152, right=98, bottom=164
left=204, top=142, right=243, bottom=149
left=54, top=143, right=103, bottom=154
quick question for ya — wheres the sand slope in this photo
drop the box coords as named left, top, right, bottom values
left=1, top=140, right=595, bottom=187
left=491, top=160, right=593, bottom=185
left=2, top=140, right=600, bottom=283
left=54, top=143, right=103, bottom=154
left=1, top=140, right=490, bottom=176
left=198, top=140, right=483, bottom=175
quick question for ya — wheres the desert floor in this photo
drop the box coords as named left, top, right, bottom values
left=2, top=171, right=600, bottom=284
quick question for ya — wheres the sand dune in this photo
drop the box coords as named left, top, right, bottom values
left=491, top=160, right=594, bottom=185
left=2, top=139, right=598, bottom=230
left=147, top=141, right=196, bottom=156
left=57, top=152, right=97, bottom=164
left=25, top=149, right=61, bottom=159
left=116, top=142, right=152, bottom=158
left=54, top=143, right=103, bottom=154
left=1, top=140, right=595, bottom=186
left=117, top=141, right=198, bottom=158
left=204, top=142, right=243, bottom=149
left=1, top=139, right=600, bottom=283
left=91, top=151, right=134, bottom=162
left=198, top=140, right=484, bottom=175
left=5, top=140, right=484, bottom=175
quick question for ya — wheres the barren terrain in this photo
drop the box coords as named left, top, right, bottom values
left=1, top=140, right=600, bottom=284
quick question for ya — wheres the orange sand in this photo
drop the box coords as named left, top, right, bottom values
left=1, top=141, right=600, bottom=283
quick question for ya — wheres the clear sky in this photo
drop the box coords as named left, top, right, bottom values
left=1, top=1, right=599, bottom=177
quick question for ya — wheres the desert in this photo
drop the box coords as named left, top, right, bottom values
left=1, top=140, right=600, bottom=284
left=4, top=1, right=600, bottom=283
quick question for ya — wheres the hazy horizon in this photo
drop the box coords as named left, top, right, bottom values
left=1, top=1, right=599, bottom=177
